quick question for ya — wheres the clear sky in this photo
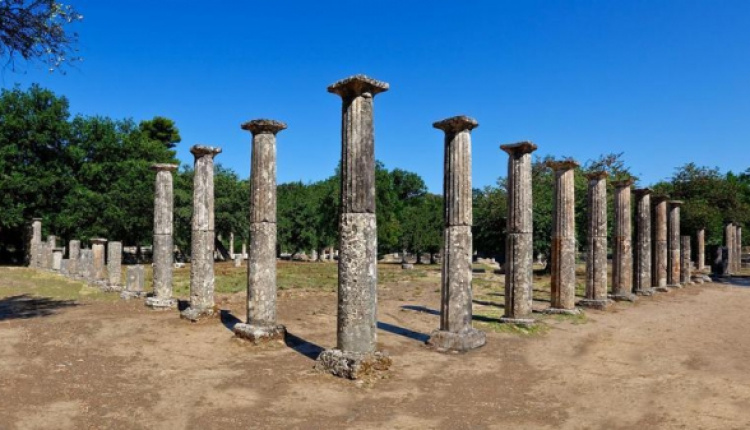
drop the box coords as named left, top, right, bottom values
left=5, top=0, right=750, bottom=192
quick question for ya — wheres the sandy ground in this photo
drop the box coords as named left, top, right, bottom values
left=1, top=269, right=750, bottom=429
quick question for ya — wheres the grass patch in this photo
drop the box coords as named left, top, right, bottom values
left=0, top=267, right=112, bottom=302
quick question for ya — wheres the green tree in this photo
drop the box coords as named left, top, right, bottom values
left=139, top=116, right=181, bottom=149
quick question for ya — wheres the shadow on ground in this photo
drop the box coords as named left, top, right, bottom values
left=0, top=294, right=77, bottom=321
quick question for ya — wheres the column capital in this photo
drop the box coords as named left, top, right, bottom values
left=652, top=194, right=670, bottom=203
left=190, top=145, right=222, bottom=158
left=633, top=188, right=653, bottom=197
left=612, top=178, right=635, bottom=188
left=32, top=217, right=43, bottom=222
left=500, top=141, right=537, bottom=156
left=668, top=200, right=684, bottom=207
left=90, top=238, right=107, bottom=245
left=241, top=119, right=287, bottom=135
left=433, top=115, right=478, bottom=133
left=584, top=170, right=608, bottom=180
left=546, top=159, right=579, bottom=172
left=151, top=163, right=178, bottom=172
left=327, top=74, right=389, bottom=99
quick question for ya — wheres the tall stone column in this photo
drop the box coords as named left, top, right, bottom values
left=68, top=240, right=80, bottom=277
left=633, top=188, right=653, bottom=296
left=107, top=241, right=122, bottom=289
left=315, top=75, right=391, bottom=379
left=611, top=179, right=636, bottom=301
left=426, top=115, right=486, bottom=352
left=229, top=232, right=235, bottom=258
left=725, top=222, right=735, bottom=275
left=545, top=160, right=580, bottom=314
left=697, top=228, right=706, bottom=272
left=680, top=236, right=692, bottom=285
left=91, top=238, right=107, bottom=283
left=234, top=119, right=287, bottom=343
left=181, top=145, right=222, bottom=321
left=652, top=195, right=670, bottom=291
left=736, top=225, right=742, bottom=272
left=499, top=141, right=537, bottom=323
left=579, top=171, right=609, bottom=309
left=667, top=201, right=683, bottom=287
left=147, top=163, right=179, bottom=309
left=28, top=218, right=42, bottom=268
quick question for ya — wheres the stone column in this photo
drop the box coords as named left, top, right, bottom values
left=28, top=218, right=42, bottom=268
left=633, top=188, right=653, bottom=296
left=68, top=240, right=80, bottom=277
left=52, top=249, right=63, bottom=271
left=697, top=228, right=706, bottom=272
left=147, top=163, right=179, bottom=310
left=611, top=179, right=636, bottom=301
left=234, top=119, right=287, bottom=343
left=242, top=242, right=247, bottom=259
left=725, top=222, right=735, bottom=275
left=499, top=141, right=537, bottom=323
left=545, top=160, right=580, bottom=314
left=652, top=195, right=670, bottom=291
left=107, top=241, right=122, bottom=290
left=315, top=75, right=391, bottom=379
left=667, top=201, right=683, bottom=287
left=426, top=115, right=486, bottom=352
left=45, top=235, right=57, bottom=269
left=579, top=171, right=609, bottom=309
left=121, top=265, right=145, bottom=300
left=91, top=238, right=107, bottom=283
left=736, top=225, right=742, bottom=272
left=181, top=145, right=222, bottom=321
left=680, top=236, right=692, bottom=285
left=229, top=232, right=235, bottom=258
left=79, top=249, right=94, bottom=282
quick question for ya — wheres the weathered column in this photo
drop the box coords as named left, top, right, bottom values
left=680, top=236, right=692, bottom=285
left=499, top=141, right=537, bottom=323
left=579, top=171, right=609, bottom=309
left=652, top=195, right=670, bottom=291
left=736, top=225, right=742, bottom=272
left=146, top=163, right=179, bottom=310
left=107, top=241, right=122, bottom=290
left=667, top=201, right=683, bottom=287
left=426, top=115, right=486, bottom=352
left=633, top=188, right=653, bottom=296
left=545, top=160, right=580, bottom=314
left=68, top=240, right=80, bottom=277
left=181, top=145, right=222, bottom=321
left=45, top=235, right=56, bottom=269
left=28, top=218, right=42, bottom=268
left=234, top=119, right=287, bottom=343
left=315, top=75, right=391, bottom=379
left=121, top=265, right=145, bottom=300
left=725, top=222, right=735, bottom=275
left=79, top=249, right=93, bottom=282
left=229, top=232, right=235, bottom=258
left=697, top=228, right=706, bottom=272
left=91, top=238, right=107, bottom=283
left=242, top=242, right=247, bottom=259
left=611, top=179, right=636, bottom=301
left=52, top=249, right=63, bottom=271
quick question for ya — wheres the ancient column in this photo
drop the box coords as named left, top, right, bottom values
left=736, top=225, right=742, bottom=272
left=234, top=119, right=287, bottom=343
left=499, top=141, right=537, bottom=323
left=680, top=236, right=692, bottom=285
left=315, top=75, right=391, bottom=379
left=667, top=201, right=683, bottom=287
left=91, top=238, right=107, bottom=283
left=28, top=218, right=42, bottom=267
left=107, top=241, right=122, bottom=289
left=68, top=240, right=80, bottom=277
left=79, top=249, right=94, bottom=282
left=242, top=242, right=247, bottom=259
left=611, top=179, right=636, bottom=301
left=725, top=222, right=735, bottom=275
left=545, top=160, right=580, bottom=314
left=697, top=228, right=706, bottom=272
left=633, top=188, right=653, bottom=295
left=652, top=195, right=670, bottom=291
left=229, top=232, right=235, bottom=258
left=579, top=171, right=609, bottom=309
left=181, top=145, right=222, bottom=321
left=121, top=265, right=145, bottom=300
left=52, top=249, right=63, bottom=271
left=147, top=163, right=179, bottom=310
left=426, top=115, right=486, bottom=352
left=45, top=235, right=56, bottom=269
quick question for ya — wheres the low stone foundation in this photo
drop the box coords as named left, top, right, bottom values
left=314, top=349, right=391, bottom=380
left=426, top=328, right=486, bottom=353
left=498, top=317, right=536, bottom=325
left=120, top=290, right=145, bottom=300
left=654, top=286, right=671, bottom=293
left=233, top=323, right=286, bottom=344
left=577, top=299, right=611, bottom=310
left=145, top=296, right=177, bottom=310
left=609, top=293, right=637, bottom=302
left=667, top=283, right=683, bottom=289
left=636, top=288, right=655, bottom=296
left=543, top=307, right=582, bottom=315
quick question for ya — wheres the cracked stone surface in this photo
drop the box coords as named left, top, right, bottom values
left=314, top=349, right=391, bottom=380
left=548, top=160, right=578, bottom=312
left=612, top=179, right=634, bottom=299
left=107, top=241, right=122, bottom=288
left=151, top=163, right=178, bottom=308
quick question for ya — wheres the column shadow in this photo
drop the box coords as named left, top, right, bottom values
left=377, top=321, right=429, bottom=343
left=400, top=304, right=439, bottom=315
left=219, top=309, right=241, bottom=331
left=473, top=299, right=505, bottom=308
left=0, top=295, right=77, bottom=321
left=285, top=331, right=325, bottom=360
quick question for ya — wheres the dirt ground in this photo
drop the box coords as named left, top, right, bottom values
left=1, top=264, right=750, bottom=430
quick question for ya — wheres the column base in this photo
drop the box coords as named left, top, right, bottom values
left=120, top=291, right=146, bottom=300
left=426, top=328, right=486, bottom=353
left=653, top=285, right=671, bottom=293
left=635, top=288, right=655, bottom=296
left=180, top=306, right=217, bottom=322
left=145, top=296, right=177, bottom=310
left=102, top=284, right=122, bottom=293
left=498, top=317, right=535, bottom=325
left=577, top=299, right=611, bottom=310
left=667, top=283, right=683, bottom=289
left=233, top=323, right=287, bottom=344
left=543, top=307, right=582, bottom=315
left=691, top=276, right=704, bottom=284
left=609, top=293, right=637, bottom=302
left=314, top=349, right=391, bottom=380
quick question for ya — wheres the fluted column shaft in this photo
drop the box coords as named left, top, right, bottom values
left=668, top=201, right=683, bottom=286
left=680, top=236, right=691, bottom=284
left=28, top=218, right=42, bottom=267
left=634, top=189, right=653, bottom=295
left=652, top=196, right=669, bottom=288
left=107, top=241, right=122, bottom=287
left=149, top=164, right=178, bottom=308
left=548, top=161, right=578, bottom=311
left=612, top=179, right=635, bottom=300
left=697, top=228, right=706, bottom=272
left=582, top=172, right=608, bottom=307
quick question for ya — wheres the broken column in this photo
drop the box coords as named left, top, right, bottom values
left=680, top=236, right=692, bottom=285
left=611, top=179, right=636, bottom=301
left=146, top=163, right=179, bottom=310
left=426, top=115, right=486, bottom=352
left=181, top=145, right=222, bottom=321
left=315, top=75, right=391, bottom=379
left=107, top=241, right=122, bottom=290
left=667, top=201, right=683, bottom=287
left=652, top=195, right=670, bottom=291
left=91, top=238, right=107, bottom=284
left=234, top=119, right=287, bottom=343
left=633, top=188, right=653, bottom=296
left=545, top=160, right=580, bottom=314
left=121, top=265, right=145, bottom=299
left=79, top=249, right=94, bottom=282
left=579, top=171, right=609, bottom=309
left=52, top=249, right=63, bottom=271
left=697, top=227, right=706, bottom=272
left=68, top=240, right=80, bottom=277
left=499, top=141, right=537, bottom=323
left=28, top=218, right=42, bottom=268
left=45, top=235, right=56, bottom=269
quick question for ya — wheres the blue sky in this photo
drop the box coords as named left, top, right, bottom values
left=5, top=0, right=750, bottom=192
